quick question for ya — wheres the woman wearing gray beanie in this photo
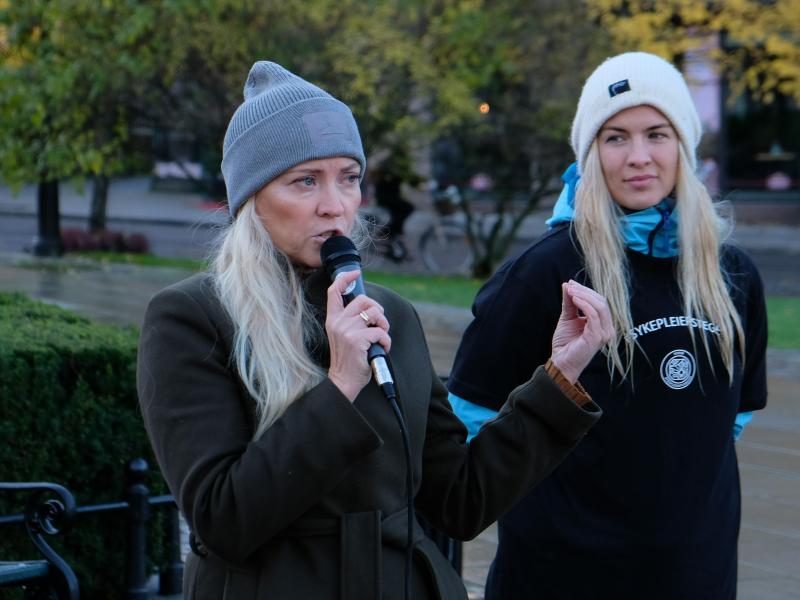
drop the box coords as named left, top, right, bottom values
left=448, top=52, right=767, bottom=599
left=136, top=61, right=613, bottom=599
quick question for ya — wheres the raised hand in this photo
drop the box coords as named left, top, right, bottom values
left=550, top=280, right=615, bottom=383
left=325, top=270, right=391, bottom=401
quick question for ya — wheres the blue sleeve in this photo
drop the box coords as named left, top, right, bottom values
left=448, top=392, right=499, bottom=443
left=733, top=411, right=753, bottom=441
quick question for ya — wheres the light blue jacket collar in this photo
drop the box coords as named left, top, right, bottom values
left=547, top=162, right=679, bottom=258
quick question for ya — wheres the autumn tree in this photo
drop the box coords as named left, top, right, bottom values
left=0, top=1, right=288, bottom=232
left=0, top=1, right=193, bottom=233
left=2, top=0, right=613, bottom=274
left=586, top=0, right=800, bottom=104
left=409, top=0, right=613, bottom=276
left=1, top=0, right=463, bottom=233
left=308, top=0, right=614, bottom=276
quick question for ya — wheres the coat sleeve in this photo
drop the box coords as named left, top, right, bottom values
left=414, top=318, right=601, bottom=542
left=137, top=283, right=383, bottom=563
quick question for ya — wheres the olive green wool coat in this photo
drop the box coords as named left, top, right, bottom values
left=136, top=270, right=600, bottom=600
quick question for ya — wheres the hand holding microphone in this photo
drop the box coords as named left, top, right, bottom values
left=321, top=236, right=395, bottom=402
left=325, top=270, right=391, bottom=401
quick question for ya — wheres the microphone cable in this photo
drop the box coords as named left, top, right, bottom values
left=379, top=358, right=414, bottom=600
left=320, top=236, right=414, bottom=599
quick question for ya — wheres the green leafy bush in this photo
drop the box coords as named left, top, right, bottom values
left=0, top=292, right=167, bottom=599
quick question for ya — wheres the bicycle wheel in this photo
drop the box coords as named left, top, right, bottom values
left=419, top=223, right=473, bottom=276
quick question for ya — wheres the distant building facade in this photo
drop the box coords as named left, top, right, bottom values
left=684, top=38, right=799, bottom=200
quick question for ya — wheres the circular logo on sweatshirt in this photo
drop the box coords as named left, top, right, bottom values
left=660, top=349, right=696, bottom=390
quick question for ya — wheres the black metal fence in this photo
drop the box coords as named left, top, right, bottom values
left=1, top=457, right=463, bottom=599
left=0, top=459, right=182, bottom=600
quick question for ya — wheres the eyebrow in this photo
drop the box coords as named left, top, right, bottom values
left=601, top=122, right=672, bottom=133
left=284, top=161, right=360, bottom=176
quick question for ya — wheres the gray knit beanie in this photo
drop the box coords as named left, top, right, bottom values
left=571, top=52, right=702, bottom=174
left=221, top=61, right=366, bottom=217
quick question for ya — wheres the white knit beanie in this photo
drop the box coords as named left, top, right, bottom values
left=570, top=52, right=702, bottom=174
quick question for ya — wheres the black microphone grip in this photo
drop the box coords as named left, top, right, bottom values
left=321, top=237, right=396, bottom=397
left=328, top=261, right=388, bottom=365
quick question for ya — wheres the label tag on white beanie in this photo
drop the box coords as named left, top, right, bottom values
left=608, top=79, right=631, bottom=98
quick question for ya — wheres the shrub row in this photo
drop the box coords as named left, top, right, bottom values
left=61, top=228, right=150, bottom=253
left=0, top=292, right=165, bottom=599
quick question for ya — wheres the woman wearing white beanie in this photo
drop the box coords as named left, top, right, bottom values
left=448, top=52, right=768, bottom=599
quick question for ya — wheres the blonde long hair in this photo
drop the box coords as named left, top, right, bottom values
left=574, top=142, right=745, bottom=382
left=213, top=201, right=326, bottom=438
left=212, top=200, right=370, bottom=438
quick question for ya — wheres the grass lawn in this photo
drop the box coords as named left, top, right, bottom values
left=59, top=252, right=800, bottom=349
left=766, top=297, right=800, bottom=350
left=364, top=270, right=482, bottom=309
left=373, top=275, right=800, bottom=350
left=66, top=251, right=209, bottom=271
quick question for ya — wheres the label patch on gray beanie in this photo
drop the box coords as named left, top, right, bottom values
left=608, top=79, right=631, bottom=98
left=303, top=111, right=354, bottom=144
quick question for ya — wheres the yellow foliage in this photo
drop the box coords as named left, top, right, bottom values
left=586, top=0, right=800, bottom=103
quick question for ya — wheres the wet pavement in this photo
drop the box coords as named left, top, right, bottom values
left=1, top=250, right=798, bottom=599
left=1, top=177, right=799, bottom=598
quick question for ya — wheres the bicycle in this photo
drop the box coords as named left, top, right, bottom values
left=358, top=185, right=474, bottom=276
left=359, top=205, right=413, bottom=264
left=417, top=185, right=473, bottom=276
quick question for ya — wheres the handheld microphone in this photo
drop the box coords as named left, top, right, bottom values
left=320, top=236, right=396, bottom=399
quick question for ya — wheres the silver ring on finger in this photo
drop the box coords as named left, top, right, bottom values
left=359, top=310, right=371, bottom=325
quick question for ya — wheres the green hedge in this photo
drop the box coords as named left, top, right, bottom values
left=0, top=292, right=166, bottom=599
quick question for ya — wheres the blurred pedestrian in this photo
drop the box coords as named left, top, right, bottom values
left=448, top=52, right=768, bottom=600
left=372, top=146, right=420, bottom=260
